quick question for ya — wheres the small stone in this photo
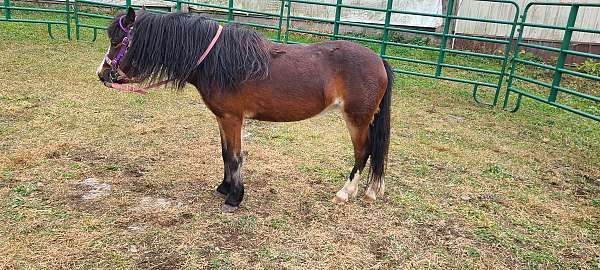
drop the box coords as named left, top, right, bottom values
left=448, top=114, right=465, bottom=121
left=129, top=196, right=174, bottom=212
left=81, top=178, right=112, bottom=201
left=126, top=224, right=147, bottom=231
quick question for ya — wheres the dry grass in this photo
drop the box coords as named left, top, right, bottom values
left=1, top=23, right=599, bottom=270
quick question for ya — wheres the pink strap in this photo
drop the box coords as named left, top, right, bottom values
left=109, top=80, right=169, bottom=95
left=197, top=25, right=223, bottom=65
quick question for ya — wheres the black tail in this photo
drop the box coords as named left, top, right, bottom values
left=368, top=59, right=393, bottom=194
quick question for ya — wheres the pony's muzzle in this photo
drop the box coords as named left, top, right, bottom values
left=98, top=68, right=118, bottom=86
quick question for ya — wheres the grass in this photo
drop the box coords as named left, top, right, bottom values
left=1, top=17, right=600, bottom=270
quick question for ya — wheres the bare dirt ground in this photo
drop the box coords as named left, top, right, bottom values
left=1, top=23, right=599, bottom=269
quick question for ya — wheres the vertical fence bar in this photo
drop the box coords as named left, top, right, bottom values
left=3, top=0, right=11, bottom=19
left=176, top=0, right=181, bottom=12
left=284, top=0, right=292, bottom=43
left=74, top=0, right=80, bottom=40
left=503, top=7, right=529, bottom=110
left=548, top=5, right=579, bottom=103
left=276, top=0, right=286, bottom=42
left=47, top=24, right=54, bottom=39
left=65, top=0, right=71, bottom=40
left=380, top=0, right=393, bottom=57
left=488, top=2, right=519, bottom=106
left=125, top=0, right=130, bottom=8
left=227, top=0, right=233, bottom=22
left=332, top=0, right=342, bottom=40
left=435, top=0, right=454, bottom=77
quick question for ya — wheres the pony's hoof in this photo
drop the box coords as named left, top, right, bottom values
left=364, top=187, right=377, bottom=203
left=213, top=190, right=227, bottom=199
left=331, top=194, right=347, bottom=204
left=363, top=194, right=376, bottom=203
left=221, top=204, right=239, bottom=213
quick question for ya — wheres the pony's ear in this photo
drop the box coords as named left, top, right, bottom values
left=141, top=5, right=146, bottom=11
left=124, top=7, right=135, bottom=26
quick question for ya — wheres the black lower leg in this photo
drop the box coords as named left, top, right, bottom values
left=224, top=153, right=244, bottom=207
left=352, top=149, right=369, bottom=180
left=349, top=166, right=359, bottom=180
left=216, top=130, right=231, bottom=196
left=216, top=176, right=230, bottom=196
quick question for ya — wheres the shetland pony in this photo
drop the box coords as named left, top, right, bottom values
left=97, top=8, right=393, bottom=212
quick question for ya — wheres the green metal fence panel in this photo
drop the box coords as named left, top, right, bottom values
left=1, top=0, right=71, bottom=39
left=504, top=2, right=600, bottom=122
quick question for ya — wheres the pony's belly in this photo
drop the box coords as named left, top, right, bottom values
left=245, top=97, right=341, bottom=122
left=247, top=107, right=330, bottom=122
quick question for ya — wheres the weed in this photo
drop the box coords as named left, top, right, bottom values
left=572, top=59, right=600, bottom=76
left=467, top=247, right=481, bottom=258
left=482, top=164, right=512, bottom=179
left=12, top=183, right=37, bottom=196
left=105, top=163, right=121, bottom=172
left=269, top=218, right=288, bottom=230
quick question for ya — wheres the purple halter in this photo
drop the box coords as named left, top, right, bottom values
left=105, top=15, right=132, bottom=71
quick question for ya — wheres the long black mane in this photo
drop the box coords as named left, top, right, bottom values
left=112, top=11, right=270, bottom=91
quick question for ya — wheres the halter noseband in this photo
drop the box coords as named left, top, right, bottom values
left=104, top=15, right=132, bottom=78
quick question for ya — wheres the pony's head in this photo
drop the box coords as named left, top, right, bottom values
left=97, top=7, right=136, bottom=86
left=96, top=9, right=270, bottom=91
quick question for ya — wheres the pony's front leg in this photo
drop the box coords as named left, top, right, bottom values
left=216, top=115, right=244, bottom=212
left=214, top=121, right=231, bottom=198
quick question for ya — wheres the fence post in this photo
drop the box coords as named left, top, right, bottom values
left=548, top=5, right=579, bottom=103
left=65, top=0, right=71, bottom=40
left=435, top=0, right=454, bottom=77
left=503, top=7, right=529, bottom=110
left=176, top=0, right=181, bottom=12
left=125, top=0, right=131, bottom=8
left=380, top=0, right=393, bottom=57
left=4, top=0, right=10, bottom=20
left=277, top=0, right=286, bottom=42
left=284, top=0, right=292, bottom=43
left=332, top=0, right=342, bottom=40
left=227, top=0, right=233, bottom=22
left=487, top=2, right=519, bottom=107
left=74, top=0, right=79, bottom=40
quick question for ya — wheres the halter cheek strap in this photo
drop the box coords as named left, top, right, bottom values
left=108, top=15, right=132, bottom=69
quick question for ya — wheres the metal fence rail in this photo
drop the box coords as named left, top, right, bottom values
left=1, top=0, right=598, bottom=122
left=1, top=0, right=71, bottom=39
left=503, top=2, right=600, bottom=121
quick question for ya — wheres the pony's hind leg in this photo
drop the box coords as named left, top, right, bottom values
left=332, top=121, right=370, bottom=204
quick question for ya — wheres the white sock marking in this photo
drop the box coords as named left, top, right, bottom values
left=335, top=170, right=360, bottom=202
